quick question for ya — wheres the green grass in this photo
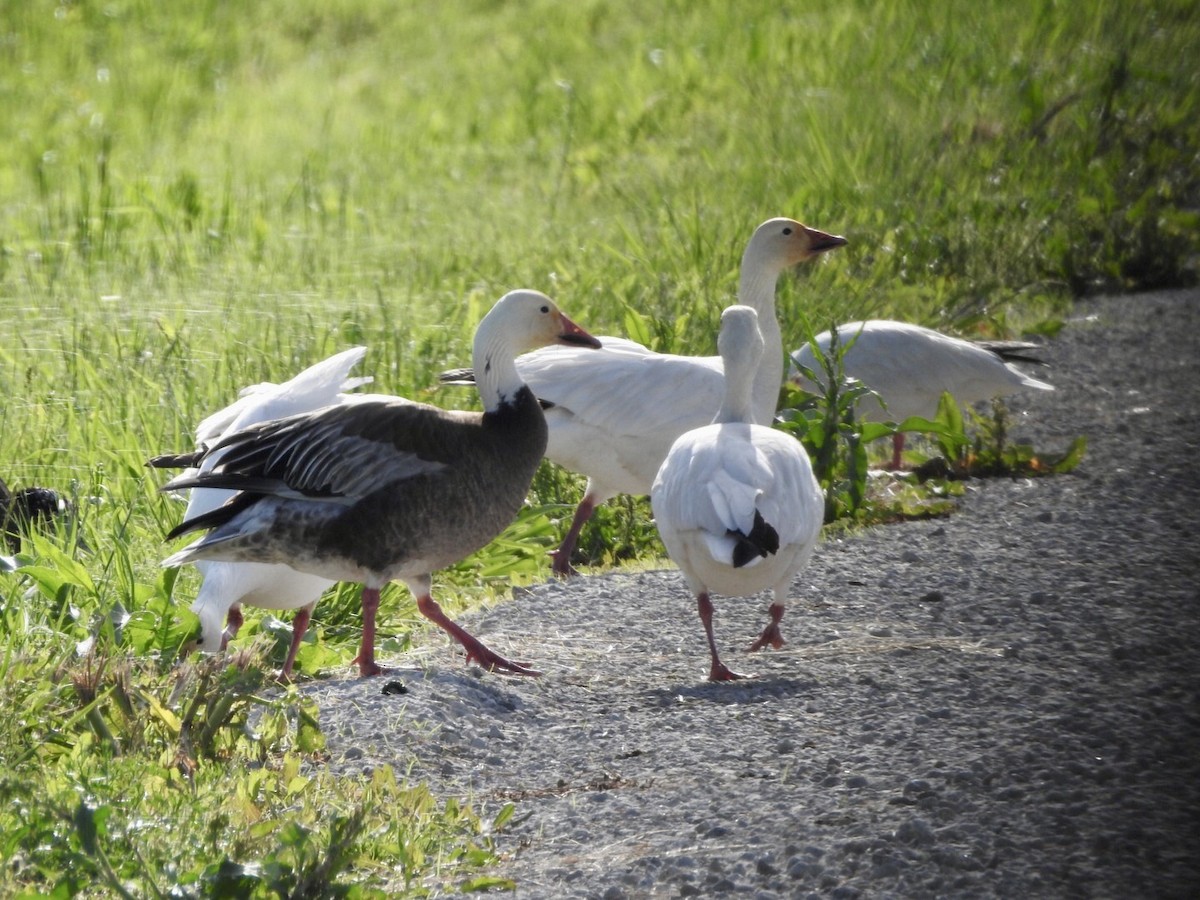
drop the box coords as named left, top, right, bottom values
left=2, top=0, right=1198, bottom=893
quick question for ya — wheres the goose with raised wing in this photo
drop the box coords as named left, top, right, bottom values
left=152, top=290, right=601, bottom=677
left=652, top=305, right=824, bottom=681
left=791, top=319, right=1054, bottom=469
left=160, top=346, right=372, bottom=680
left=446, top=218, right=845, bottom=576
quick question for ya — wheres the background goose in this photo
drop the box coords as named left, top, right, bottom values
left=151, top=290, right=600, bottom=677
left=791, top=319, right=1054, bottom=469
left=446, top=218, right=845, bottom=577
left=161, top=346, right=372, bottom=679
left=0, top=477, right=73, bottom=555
left=652, top=305, right=824, bottom=681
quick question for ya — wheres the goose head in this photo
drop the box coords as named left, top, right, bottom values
left=742, top=217, right=848, bottom=276
left=473, top=289, right=601, bottom=409
left=718, top=304, right=766, bottom=369
left=736, top=217, right=846, bottom=321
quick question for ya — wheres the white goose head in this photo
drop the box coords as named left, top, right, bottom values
left=473, top=289, right=601, bottom=411
left=738, top=217, right=848, bottom=311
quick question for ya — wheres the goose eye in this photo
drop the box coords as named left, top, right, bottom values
left=782, top=227, right=793, bottom=235
left=540, top=305, right=550, bottom=314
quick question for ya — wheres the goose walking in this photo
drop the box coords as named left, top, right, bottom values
left=791, top=320, right=1054, bottom=469
left=652, top=306, right=824, bottom=681
left=446, top=218, right=845, bottom=576
left=151, top=290, right=601, bottom=677
left=158, top=346, right=372, bottom=679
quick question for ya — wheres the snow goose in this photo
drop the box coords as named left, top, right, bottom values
left=151, top=290, right=601, bottom=677
left=159, top=346, right=372, bottom=679
left=652, top=305, right=824, bottom=681
left=446, top=217, right=845, bottom=577
left=791, top=320, right=1054, bottom=469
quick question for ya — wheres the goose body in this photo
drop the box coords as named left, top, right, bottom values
left=171, top=346, right=373, bottom=677
left=451, top=218, right=844, bottom=576
left=652, top=305, right=824, bottom=681
left=791, top=319, right=1054, bottom=468
left=152, top=290, right=601, bottom=677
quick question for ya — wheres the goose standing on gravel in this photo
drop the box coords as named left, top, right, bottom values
left=791, top=320, right=1054, bottom=469
left=160, top=347, right=372, bottom=679
left=445, top=218, right=845, bottom=577
left=652, top=306, right=824, bottom=681
left=151, top=290, right=601, bottom=677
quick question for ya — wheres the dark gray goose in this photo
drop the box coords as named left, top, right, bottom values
left=151, top=290, right=601, bottom=677
left=1, top=477, right=73, bottom=556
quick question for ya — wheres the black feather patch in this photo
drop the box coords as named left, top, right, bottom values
left=165, top=491, right=260, bottom=541
left=729, top=510, right=780, bottom=568
left=147, top=450, right=205, bottom=469
left=438, top=367, right=554, bottom=409
left=976, top=340, right=1048, bottom=367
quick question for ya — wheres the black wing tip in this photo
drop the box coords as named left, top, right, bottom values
left=729, top=510, right=780, bottom=568
left=147, top=450, right=203, bottom=470
left=439, top=367, right=476, bottom=385
left=164, top=491, right=257, bottom=541
left=977, top=340, right=1050, bottom=367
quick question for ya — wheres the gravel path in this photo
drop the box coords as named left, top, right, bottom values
left=303, top=288, right=1200, bottom=899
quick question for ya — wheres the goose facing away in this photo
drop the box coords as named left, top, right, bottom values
left=651, top=305, right=824, bottom=682
left=447, top=217, right=844, bottom=577
left=152, top=290, right=601, bottom=677
left=791, top=319, right=1054, bottom=469
left=158, top=346, right=373, bottom=680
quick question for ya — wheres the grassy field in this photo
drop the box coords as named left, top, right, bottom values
left=2, top=0, right=1198, bottom=894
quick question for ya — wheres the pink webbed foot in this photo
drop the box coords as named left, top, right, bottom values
left=418, top=594, right=542, bottom=677
left=709, top=660, right=755, bottom=682
left=747, top=602, right=787, bottom=652
left=697, top=591, right=755, bottom=682
left=548, top=548, right=581, bottom=580
left=549, top=495, right=597, bottom=579
left=351, top=654, right=395, bottom=678
left=460, top=638, right=542, bottom=677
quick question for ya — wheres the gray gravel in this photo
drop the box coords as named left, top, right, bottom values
left=303, top=288, right=1200, bottom=898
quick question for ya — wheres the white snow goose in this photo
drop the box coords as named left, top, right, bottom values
left=153, top=346, right=373, bottom=680
left=790, top=319, right=1054, bottom=469
left=151, top=290, right=601, bottom=677
left=445, top=217, right=845, bottom=577
left=651, top=305, right=824, bottom=681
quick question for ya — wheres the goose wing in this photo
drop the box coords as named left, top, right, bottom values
left=162, top=399, right=452, bottom=506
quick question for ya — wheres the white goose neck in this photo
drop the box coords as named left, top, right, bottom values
left=714, top=308, right=764, bottom=425
left=738, top=249, right=785, bottom=426
left=471, top=317, right=524, bottom=413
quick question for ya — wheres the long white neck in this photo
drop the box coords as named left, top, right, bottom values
left=714, top=351, right=759, bottom=425
left=472, top=316, right=525, bottom=413
left=737, top=249, right=786, bottom=426
left=714, top=306, right=765, bottom=425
